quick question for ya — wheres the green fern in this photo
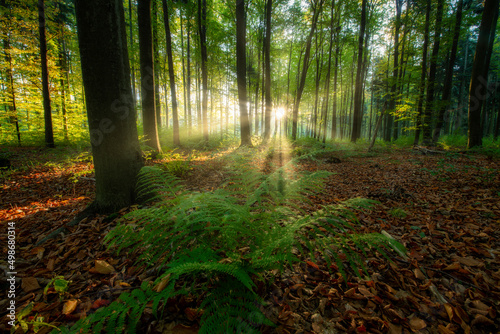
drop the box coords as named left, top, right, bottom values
left=61, top=152, right=405, bottom=333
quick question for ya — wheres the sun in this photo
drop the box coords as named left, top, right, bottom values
left=276, top=107, right=286, bottom=120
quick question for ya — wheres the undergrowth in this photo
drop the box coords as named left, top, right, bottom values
left=55, top=149, right=405, bottom=334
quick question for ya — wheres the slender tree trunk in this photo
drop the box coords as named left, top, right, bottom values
left=414, top=0, right=430, bottom=146
left=58, top=32, right=69, bottom=141
left=321, top=0, right=335, bottom=143
left=468, top=0, right=499, bottom=148
left=236, top=0, right=252, bottom=146
left=39, top=0, right=55, bottom=148
left=152, top=0, right=162, bottom=129
left=138, top=0, right=162, bottom=151
left=129, top=0, right=136, bottom=109
left=186, top=11, right=192, bottom=135
left=292, top=0, right=324, bottom=140
left=162, top=0, right=180, bottom=146
left=390, top=0, right=401, bottom=141
left=263, top=0, right=272, bottom=141
left=433, top=0, right=462, bottom=143
left=351, top=0, right=367, bottom=142
left=198, top=0, right=209, bottom=142
left=422, top=0, right=444, bottom=145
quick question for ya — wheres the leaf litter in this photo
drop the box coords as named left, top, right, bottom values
left=0, top=147, right=498, bottom=333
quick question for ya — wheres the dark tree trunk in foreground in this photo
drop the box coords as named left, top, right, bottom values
left=162, top=0, right=180, bottom=146
left=138, top=0, right=162, bottom=152
left=236, top=0, right=252, bottom=146
left=198, top=0, right=209, bottom=141
left=263, top=0, right=272, bottom=141
left=39, top=0, right=55, bottom=148
left=414, top=0, right=430, bottom=146
left=468, top=0, right=499, bottom=148
left=291, top=0, right=324, bottom=140
left=433, top=0, right=463, bottom=143
left=75, top=0, right=143, bottom=212
left=350, top=0, right=367, bottom=142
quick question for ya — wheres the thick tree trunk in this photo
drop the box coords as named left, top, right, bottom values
left=236, top=0, right=252, bottom=146
left=350, top=0, right=367, bottom=142
left=414, top=0, right=430, bottom=146
left=138, top=0, right=162, bottom=151
left=39, top=0, right=55, bottom=148
left=433, top=0, right=462, bottom=143
left=291, top=0, right=324, bottom=140
left=468, top=0, right=499, bottom=148
left=152, top=0, right=162, bottom=129
left=75, top=0, right=144, bottom=212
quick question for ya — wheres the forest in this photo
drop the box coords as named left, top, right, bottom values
left=0, top=0, right=499, bottom=333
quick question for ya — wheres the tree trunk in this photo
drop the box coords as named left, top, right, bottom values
left=153, top=0, right=162, bottom=129
left=198, top=0, right=209, bottom=142
left=422, top=0, right=443, bottom=145
left=350, top=0, right=367, bottom=142
left=321, top=0, right=335, bottom=143
left=186, top=10, right=192, bottom=135
left=39, top=0, right=55, bottom=148
left=138, top=0, right=162, bottom=151
left=414, top=0, right=430, bottom=146
left=236, top=0, right=252, bottom=146
left=468, top=0, right=499, bottom=148
left=291, top=0, right=324, bottom=140
left=75, top=0, right=144, bottom=212
left=390, top=0, right=401, bottom=142
left=263, top=0, right=272, bottom=141
left=432, top=0, right=462, bottom=143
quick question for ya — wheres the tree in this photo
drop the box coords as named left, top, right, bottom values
left=263, top=0, right=272, bottom=141
left=291, top=0, right=324, bottom=140
left=468, top=0, right=499, bottom=148
left=198, top=0, right=209, bottom=142
left=351, top=0, right=367, bottom=142
left=432, top=0, right=463, bottom=143
left=138, top=0, right=162, bottom=152
left=422, top=0, right=443, bottom=145
left=38, top=0, right=55, bottom=148
left=414, top=0, right=431, bottom=146
left=75, top=0, right=143, bottom=211
left=236, top=0, right=252, bottom=146
left=162, top=0, right=180, bottom=146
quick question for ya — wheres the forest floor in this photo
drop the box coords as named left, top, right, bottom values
left=0, top=141, right=499, bottom=334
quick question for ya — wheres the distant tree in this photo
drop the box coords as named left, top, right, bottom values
left=351, top=0, right=367, bottom=142
left=468, top=0, right=499, bottom=148
left=75, top=0, right=143, bottom=211
left=236, top=0, right=252, bottom=146
left=433, top=0, right=463, bottom=143
left=198, top=0, right=209, bottom=142
left=291, top=0, right=324, bottom=140
left=138, top=0, right=162, bottom=152
left=38, top=0, right=54, bottom=148
left=162, top=0, right=180, bottom=146
left=263, top=0, right=272, bottom=141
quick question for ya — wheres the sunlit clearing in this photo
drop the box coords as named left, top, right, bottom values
left=276, top=107, right=286, bottom=120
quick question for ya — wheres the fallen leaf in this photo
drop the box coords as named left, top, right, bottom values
left=62, top=299, right=78, bottom=314
left=21, top=277, right=40, bottom=292
left=91, top=260, right=115, bottom=274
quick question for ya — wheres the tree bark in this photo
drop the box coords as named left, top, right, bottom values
left=198, top=0, right=209, bottom=142
left=414, top=0, right=430, bottom=146
left=291, top=0, right=324, bottom=140
left=152, top=0, right=162, bottom=129
left=321, top=0, right=335, bottom=143
left=263, top=0, right=272, bottom=141
left=422, top=0, right=443, bottom=145
left=236, top=0, right=252, bottom=146
left=432, top=0, right=462, bottom=143
left=350, top=0, right=367, bottom=142
left=161, top=0, right=180, bottom=146
left=38, top=0, right=55, bottom=148
left=390, top=0, right=401, bottom=142
left=468, top=0, right=499, bottom=148
left=75, top=0, right=144, bottom=212
left=138, top=0, right=162, bottom=151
